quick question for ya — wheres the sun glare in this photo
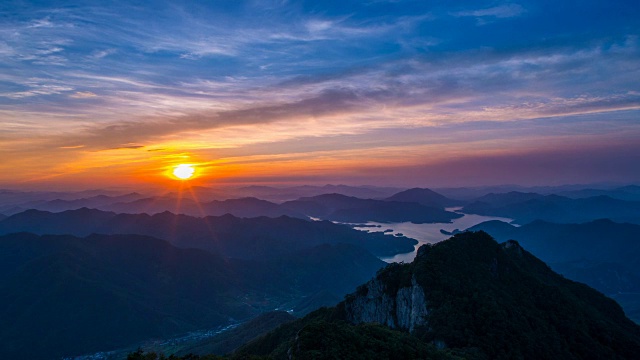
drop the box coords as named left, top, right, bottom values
left=173, top=164, right=195, bottom=180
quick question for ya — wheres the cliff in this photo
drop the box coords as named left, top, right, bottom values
left=236, top=231, right=640, bottom=360
left=344, top=273, right=428, bottom=333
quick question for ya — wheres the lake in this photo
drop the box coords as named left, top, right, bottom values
left=353, top=208, right=514, bottom=263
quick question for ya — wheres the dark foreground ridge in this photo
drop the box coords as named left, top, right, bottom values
left=231, top=231, right=640, bottom=360
left=0, top=232, right=386, bottom=359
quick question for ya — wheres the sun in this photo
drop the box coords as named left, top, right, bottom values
left=172, top=164, right=195, bottom=180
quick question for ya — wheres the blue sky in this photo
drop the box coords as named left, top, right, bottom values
left=1, top=0, right=639, bottom=188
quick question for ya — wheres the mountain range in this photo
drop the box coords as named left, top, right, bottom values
left=0, top=208, right=417, bottom=259
left=3, top=185, right=640, bottom=359
left=385, top=187, right=462, bottom=207
left=462, top=192, right=640, bottom=224
left=282, top=193, right=461, bottom=223
left=0, top=188, right=462, bottom=225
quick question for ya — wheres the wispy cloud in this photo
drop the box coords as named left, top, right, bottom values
left=27, top=18, right=56, bottom=28
left=1, top=83, right=74, bottom=99
left=69, top=91, right=97, bottom=99
left=90, top=48, right=116, bottom=59
left=453, top=4, right=526, bottom=19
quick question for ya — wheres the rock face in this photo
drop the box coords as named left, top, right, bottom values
left=344, top=274, right=428, bottom=332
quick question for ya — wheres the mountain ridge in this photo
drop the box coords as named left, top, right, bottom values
left=385, top=187, right=461, bottom=207
left=462, top=193, right=640, bottom=224
left=0, top=232, right=388, bottom=359
left=235, top=231, right=640, bottom=359
left=0, top=208, right=417, bottom=259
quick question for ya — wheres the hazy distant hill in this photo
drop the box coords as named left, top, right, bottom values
left=0, top=189, right=125, bottom=204
left=467, top=219, right=640, bottom=266
left=468, top=219, right=640, bottom=323
left=0, top=194, right=305, bottom=219
left=282, top=193, right=462, bottom=224
left=235, top=232, right=640, bottom=359
left=433, top=185, right=539, bottom=200
left=462, top=192, right=640, bottom=224
left=557, top=185, right=640, bottom=201
left=15, top=193, right=145, bottom=214
left=3, top=190, right=464, bottom=224
left=0, top=232, right=386, bottom=360
left=0, top=208, right=417, bottom=258
left=0, top=189, right=139, bottom=215
left=433, top=184, right=640, bottom=201
left=232, top=184, right=404, bottom=202
left=467, top=191, right=544, bottom=206
left=103, top=196, right=306, bottom=219
left=384, top=187, right=460, bottom=207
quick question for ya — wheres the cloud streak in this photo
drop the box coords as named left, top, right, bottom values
left=453, top=4, right=526, bottom=19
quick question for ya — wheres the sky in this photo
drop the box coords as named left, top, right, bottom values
left=1, top=0, right=639, bottom=190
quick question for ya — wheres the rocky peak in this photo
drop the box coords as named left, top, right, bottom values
left=415, top=243, right=431, bottom=259
left=502, top=239, right=523, bottom=256
left=343, top=273, right=428, bottom=333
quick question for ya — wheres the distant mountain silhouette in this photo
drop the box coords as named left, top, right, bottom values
left=557, top=185, right=640, bottom=201
left=3, top=190, right=465, bottom=224
left=0, top=189, right=121, bottom=204
left=24, top=193, right=144, bottom=213
left=233, top=184, right=403, bottom=202
left=0, top=232, right=386, bottom=359
left=0, top=208, right=417, bottom=258
left=385, top=187, right=460, bottom=207
left=235, top=232, right=640, bottom=359
left=468, top=219, right=640, bottom=266
left=201, top=197, right=303, bottom=218
left=283, top=193, right=462, bottom=223
left=619, top=185, right=640, bottom=194
left=0, top=190, right=144, bottom=215
left=160, top=184, right=403, bottom=203
left=434, top=184, right=640, bottom=201
left=462, top=193, right=640, bottom=224
left=433, top=185, right=542, bottom=200
left=467, top=191, right=545, bottom=206
left=103, top=196, right=306, bottom=219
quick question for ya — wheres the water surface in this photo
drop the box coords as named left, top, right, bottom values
left=354, top=208, right=514, bottom=263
